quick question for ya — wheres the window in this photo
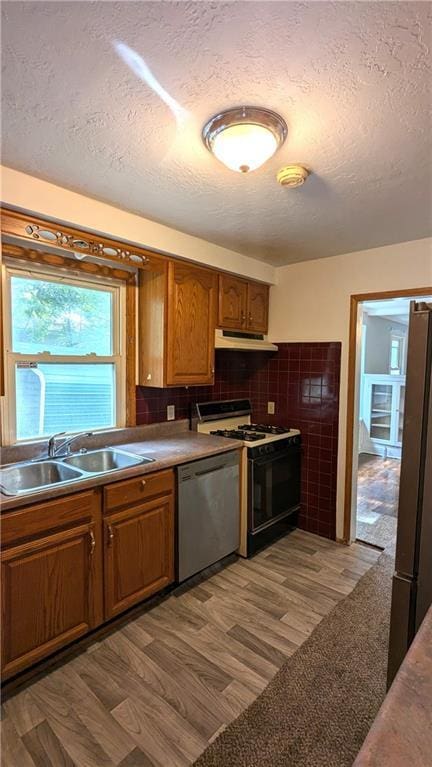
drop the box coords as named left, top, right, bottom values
left=389, top=334, right=405, bottom=376
left=2, top=264, right=125, bottom=443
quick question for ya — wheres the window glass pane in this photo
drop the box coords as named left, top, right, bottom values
left=11, top=275, right=113, bottom=355
left=16, top=363, right=115, bottom=440
left=390, top=338, right=401, bottom=374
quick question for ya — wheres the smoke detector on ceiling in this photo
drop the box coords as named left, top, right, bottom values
left=277, top=164, right=310, bottom=188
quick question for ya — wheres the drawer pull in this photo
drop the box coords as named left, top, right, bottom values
left=89, top=530, right=96, bottom=555
left=141, top=479, right=147, bottom=487
left=107, top=524, right=114, bottom=545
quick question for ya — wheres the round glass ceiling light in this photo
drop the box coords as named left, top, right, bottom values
left=202, top=107, right=287, bottom=173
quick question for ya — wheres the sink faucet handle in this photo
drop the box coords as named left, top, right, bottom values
left=47, top=431, right=67, bottom=457
left=54, top=431, right=95, bottom=458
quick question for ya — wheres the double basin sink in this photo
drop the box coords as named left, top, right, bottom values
left=0, top=448, right=154, bottom=497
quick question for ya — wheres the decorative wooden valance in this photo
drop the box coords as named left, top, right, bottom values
left=1, top=242, right=137, bottom=284
left=1, top=208, right=165, bottom=272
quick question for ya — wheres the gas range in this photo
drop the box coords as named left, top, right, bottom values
left=195, top=399, right=299, bottom=448
left=208, top=424, right=300, bottom=451
left=195, top=399, right=301, bottom=557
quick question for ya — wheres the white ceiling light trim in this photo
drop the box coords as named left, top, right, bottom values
left=203, top=106, right=287, bottom=173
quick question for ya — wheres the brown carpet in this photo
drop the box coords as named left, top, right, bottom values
left=194, top=548, right=394, bottom=767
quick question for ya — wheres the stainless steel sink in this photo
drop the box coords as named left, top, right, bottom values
left=0, top=461, right=84, bottom=496
left=62, top=448, right=153, bottom=473
left=0, top=448, right=154, bottom=497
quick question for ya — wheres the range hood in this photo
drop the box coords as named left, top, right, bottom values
left=215, top=329, right=278, bottom=352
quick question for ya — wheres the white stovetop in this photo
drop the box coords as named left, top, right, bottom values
left=197, top=416, right=300, bottom=448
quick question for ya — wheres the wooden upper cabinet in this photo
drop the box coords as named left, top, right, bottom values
left=167, top=262, right=217, bottom=386
left=217, top=276, right=270, bottom=334
left=1, top=491, right=103, bottom=680
left=247, top=282, right=270, bottom=333
left=218, top=274, right=248, bottom=330
left=138, top=258, right=269, bottom=387
left=139, top=260, right=217, bottom=387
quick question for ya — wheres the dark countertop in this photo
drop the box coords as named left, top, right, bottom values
left=353, top=605, right=432, bottom=767
left=0, top=432, right=243, bottom=512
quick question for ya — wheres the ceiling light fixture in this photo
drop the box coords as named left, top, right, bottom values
left=203, top=107, right=287, bottom=173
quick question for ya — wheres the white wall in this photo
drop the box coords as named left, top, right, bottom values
left=269, top=238, right=432, bottom=540
left=364, top=315, right=408, bottom=375
left=1, top=166, right=276, bottom=284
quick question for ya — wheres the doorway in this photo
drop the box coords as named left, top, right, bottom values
left=344, top=288, right=432, bottom=548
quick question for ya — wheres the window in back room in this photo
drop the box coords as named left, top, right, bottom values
left=1, top=263, right=126, bottom=444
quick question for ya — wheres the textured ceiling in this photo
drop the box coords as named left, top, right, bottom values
left=2, top=1, right=432, bottom=265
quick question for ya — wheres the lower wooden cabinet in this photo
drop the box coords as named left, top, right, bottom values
left=1, top=469, right=175, bottom=680
left=104, top=493, right=174, bottom=619
left=1, top=491, right=103, bottom=680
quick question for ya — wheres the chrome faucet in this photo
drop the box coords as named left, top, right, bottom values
left=47, top=431, right=94, bottom=458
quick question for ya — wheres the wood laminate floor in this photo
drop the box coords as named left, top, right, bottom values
left=356, top=454, right=400, bottom=548
left=1, top=530, right=380, bottom=767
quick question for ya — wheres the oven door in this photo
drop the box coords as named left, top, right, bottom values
left=248, top=445, right=301, bottom=533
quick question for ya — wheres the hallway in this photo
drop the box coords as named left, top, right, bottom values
left=356, top=454, right=400, bottom=548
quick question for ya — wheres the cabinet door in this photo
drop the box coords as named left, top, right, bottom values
left=1, top=522, right=98, bottom=679
left=166, top=262, right=217, bottom=385
left=218, top=274, right=248, bottom=330
left=104, top=495, right=174, bottom=619
left=370, top=382, right=393, bottom=443
left=247, top=283, right=269, bottom=333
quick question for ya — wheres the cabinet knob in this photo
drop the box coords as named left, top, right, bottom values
left=107, top=525, right=114, bottom=545
left=240, top=311, right=246, bottom=324
left=248, top=312, right=253, bottom=323
left=141, top=479, right=147, bottom=487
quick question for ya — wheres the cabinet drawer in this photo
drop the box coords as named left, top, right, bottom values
left=104, top=469, right=174, bottom=512
left=2, top=490, right=99, bottom=548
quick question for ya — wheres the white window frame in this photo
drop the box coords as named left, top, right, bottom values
left=1, top=261, right=126, bottom=445
left=389, top=333, right=405, bottom=376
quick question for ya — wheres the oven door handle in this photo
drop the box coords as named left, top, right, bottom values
left=247, top=457, right=255, bottom=531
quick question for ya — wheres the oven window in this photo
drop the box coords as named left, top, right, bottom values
left=251, top=448, right=301, bottom=532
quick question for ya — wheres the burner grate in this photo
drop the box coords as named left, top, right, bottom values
left=238, top=423, right=290, bottom=435
left=209, top=429, right=262, bottom=442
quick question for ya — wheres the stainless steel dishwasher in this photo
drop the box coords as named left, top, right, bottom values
left=177, top=450, right=240, bottom=583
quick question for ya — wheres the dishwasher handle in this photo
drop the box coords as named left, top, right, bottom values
left=195, top=464, right=227, bottom=477
left=177, top=450, right=239, bottom=484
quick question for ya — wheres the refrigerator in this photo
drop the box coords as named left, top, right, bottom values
left=387, top=300, right=432, bottom=687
